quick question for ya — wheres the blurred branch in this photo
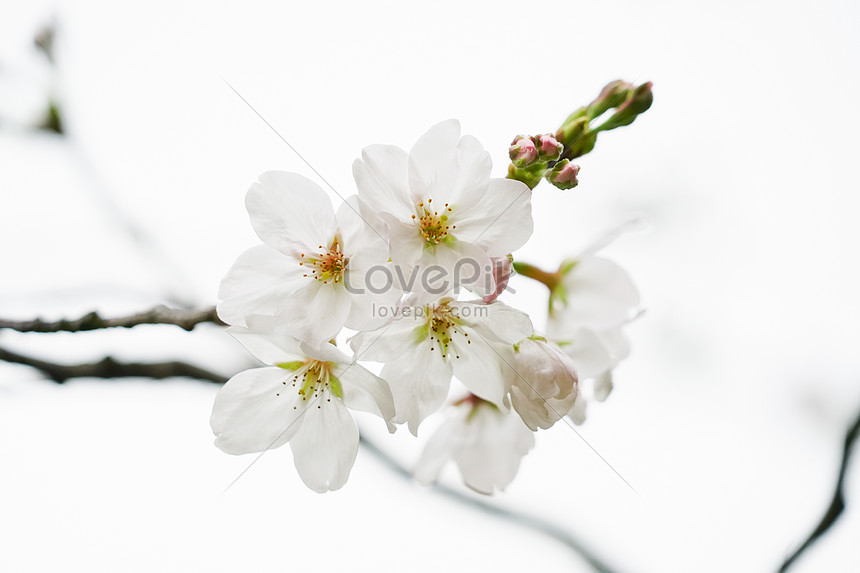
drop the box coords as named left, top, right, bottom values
left=358, top=434, right=621, bottom=573
left=0, top=305, right=224, bottom=333
left=778, top=406, right=860, bottom=572
left=0, top=345, right=227, bottom=384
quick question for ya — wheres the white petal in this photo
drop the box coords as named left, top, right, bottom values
left=353, top=144, right=414, bottom=221
left=414, top=408, right=467, bottom=485
left=451, top=334, right=511, bottom=407
left=217, top=245, right=304, bottom=327
left=455, top=300, right=534, bottom=345
left=210, top=367, right=308, bottom=454
left=553, top=257, right=640, bottom=331
left=336, top=195, right=388, bottom=253
left=289, top=400, right=359, bottom=493
left=343, top=280, right=403, bottom=333
left=510, top=384, right=577, bottom=431
left=593, top=371, right=614, bottom=402
left=513, top=338, right=578, bottom=398
left=408, top=119, right=460, bottom=202
left=600, top=328, right=631, bottom=364
left=554, top=328, right=614, bottom=380
left=385, top=215, right=427, bottom=270
left=433, top=239, right=495, bottom=297
left=408, top=123, right=493, bottom=212
left=382, top=350, right=453, bottom=435
left=452, top=178, right=533, bottom=256
left=568, top=395, right=587, bottom=425
left=335, top=362, right=396, bottom=432
left=246, top=171, right=337, bottom=256
left=455, top=406, right=534, bottom=494
left=349, top=314, right=427, bottom=363
left=227, top=323, right=305, bottom=365
left=278, top=282, right=352, bottom=344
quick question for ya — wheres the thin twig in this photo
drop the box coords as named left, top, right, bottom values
left=0, top=345, right=228, bottom=384
left=358, top=434, right=621, bottom=573
left=0, top=305, right=224, bottom=333
left=778, top=406, right=860, bottom=572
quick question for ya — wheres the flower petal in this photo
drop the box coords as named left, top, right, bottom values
left=349, top=313, right=427, bottom=363
left=568, top=395, right=587, bottom=425
left=407, top=119, right=460, bottom=201
left=408, top=122, right=493, bottom=210
left=335, top=362, right=396, bottom=432
left=510, top=384, right=577, bottom=431
left=593, top=371, right=614, bottom=402
left=452, top=178, right=533, bottom=256
left=337, top=195, right=388, bottom=254
left=451, top=334, right=511, bottom=408
left=554, top=328, right=614, bottom=380
left=227, top=322, right=305, bottom=365
left=279, top=282, right=352, bottom=344
left=414, top=407, right=467, bottom=485
left=289, top=400, right=359, bottom=493
left=455, top=300, right=534, bottom=345
left=217, top=245, right=304, bottom=327
left=246, top=171, right=337, bottom=256
left=552, top=256, right=640, bottom=331
left=454, top=406, right=534, bottom=494
left=385, top=215, right=426, bottom=270
left=210, top=367, right=308, bottom=454
left=353, top=144, right=414, bottom=221
left=382, top=350, right=453, bottom=435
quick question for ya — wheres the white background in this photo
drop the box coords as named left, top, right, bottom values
left=1, top=0, right=859, bottom=571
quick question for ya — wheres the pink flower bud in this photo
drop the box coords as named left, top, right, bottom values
left=546, top=159, right=580, bottom=190
left=483, top=256, right=514, bottom=303
left=509, top=135, right=538, bottom=167
left=537, top=134, right=563, bottom=160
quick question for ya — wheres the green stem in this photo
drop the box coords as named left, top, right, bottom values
left=512, top=261, right=560, bottom=291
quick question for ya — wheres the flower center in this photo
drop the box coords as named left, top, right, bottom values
left=276, top=359, right=343, bottom=406
left=300, top=236, right=347, bottom=285
left=423, top=300, right=468, bottom=360
left=411, top=198, right=455, bottom=247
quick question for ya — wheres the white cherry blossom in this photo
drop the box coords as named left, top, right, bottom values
left=353, top=120, right=534, bottom=298
left=546, top=249, right=640, bottom=424
left=218, top=171, right=398, bottom=344
left=350, top=297, right=533, bottom=435
left=415, top=396, right=535, bottom=495
left=210, top=317, right=395, bottom=493
left=509, top=336, right=579, bottom=431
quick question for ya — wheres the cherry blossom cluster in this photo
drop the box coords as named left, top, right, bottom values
left=211, top=117, right=642, bottom=494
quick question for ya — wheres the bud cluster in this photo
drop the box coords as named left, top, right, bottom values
left=507, top=79, right=653, bottom=191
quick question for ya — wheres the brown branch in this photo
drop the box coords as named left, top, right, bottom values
left=0, top=345, right=228, bottom=384
left=0, top=305, right=225, bottom=333
left=358, top=434, right=621, bottom=573
left=778, top=406, right=860, bottom=572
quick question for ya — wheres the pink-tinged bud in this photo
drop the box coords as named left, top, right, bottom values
left=546, top=159, right=580, bottom=190
left=537, top=134, right=563, bottom=160
left=483, top=255, right=514, bottom=303
left=509, top=135, right=538, bottom=167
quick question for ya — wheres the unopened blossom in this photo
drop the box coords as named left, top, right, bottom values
left=536, top=134, right=563, bottom=160
left=218, top=171, right=399, bottom=343
left=546, top=159, right=580, bottom=190
left=509, top=336, right=578, bottom=430
left=210, top=317, right=395, bottom=493
left=482, top=255, right=514, bottom=303
left=415, top=395, right=535, bottom=495
left=509, top=134, right=538, bottom=167
left=350, top=297, right=533, bottom=435
left=546, top=243, right=640, bottom=423
left=353, top=121, right=533, bottom=298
